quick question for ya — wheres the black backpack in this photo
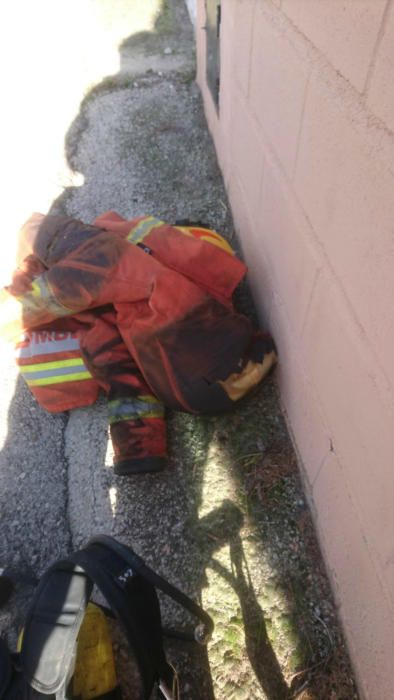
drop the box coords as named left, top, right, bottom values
left=0, top=535, right=213, bottom=699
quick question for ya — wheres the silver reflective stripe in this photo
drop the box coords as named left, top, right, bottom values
left=16, top=335, right=80, bottom=359
left=21, top=362, right=89, bottom=381
left=108, top=396, right=164, bottom=423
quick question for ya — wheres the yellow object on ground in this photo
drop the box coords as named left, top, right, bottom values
left=219, top=351, right=278, bottom=402
left=72, top=603, right=118, bottom=699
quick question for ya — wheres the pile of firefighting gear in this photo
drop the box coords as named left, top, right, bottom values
left=1, top=211, right=276, bottom=474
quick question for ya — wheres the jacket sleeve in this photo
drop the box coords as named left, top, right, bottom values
left=15, top=322, right=99, bottom=412
left=79, top=315, right=167, bottom=475
left=0, top=228, right=154, bottom=337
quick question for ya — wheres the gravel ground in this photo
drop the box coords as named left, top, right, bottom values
left=0, top=1, right=359, bottom=698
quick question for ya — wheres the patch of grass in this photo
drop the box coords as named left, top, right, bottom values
left=223, top=625, right=243, bottom=655
left=77, top=73, right=140, bottom=116
left=154, top=0, right=175, bottom=34
left=177, top=69, right=196, bottom=85
left=265, top=612, right=308, bottom=674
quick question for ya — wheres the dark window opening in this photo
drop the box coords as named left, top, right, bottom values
left=205, top=0, right=221, bottom=109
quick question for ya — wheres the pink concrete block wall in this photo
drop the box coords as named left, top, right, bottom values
left=281, top=0, right=388, bottom=92
left=195, top=1, right=394, bottom=698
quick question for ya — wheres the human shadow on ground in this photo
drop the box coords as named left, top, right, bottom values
left=191, top=500, right=290, bottom=700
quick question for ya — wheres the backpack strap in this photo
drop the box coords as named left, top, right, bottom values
left=87, top=536, right=214, bottom=644
left=70, top=542, right=173, bottom=700
left=19, top=561, right=93, bottom=695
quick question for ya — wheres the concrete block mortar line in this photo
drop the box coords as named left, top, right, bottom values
left=252, top=122, right=361, bottom=339
left=259, top=0, right=394, bottom=173
left=362, top=0, right=393, bottom=98
left=268, top=285, right=332, bottom=452
left=278, top=392, right=328, bottom=503
left=266, top=283, right=394, bottom=611
left=309, top=408, right=394, bottom=624
left=313, top=529, right=393, bottom=700
left=248, top=174, right=322, bottom=343
left=309, top=447, right=331, bottom=490
left=316, top=453, right=394, bottom=623
left=266, top=285, right=332, bottom=461
left=282, top=395, right=394, bottom=630
left=292, top=70, right=312, bottom=182
left=269, top=0, right=283, bottom=10
left=300, top=266, right=321, bottom=339
left=245, top=0, right=257, bottom=100
left=251, top=114, right=394, bottom=422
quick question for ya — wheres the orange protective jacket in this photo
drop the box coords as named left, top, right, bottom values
left=8, top=212, right=272, bottom=474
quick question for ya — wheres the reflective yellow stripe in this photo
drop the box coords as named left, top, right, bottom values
left=127, top=216, right=164, bottom=244
left=199, top=234, right=234, bottom=254
left=176, top=227, right=194, bottom=238
left=30, top=280, right=43, bottom=297
left=108, top=410, right=163, bottom=423
left=21, top=358, right=84, bottom=373
left=21, top=357, right=92, bottom=386
left=176, top=226, right=234, bottom=254
left=27, top=371, right=92, bottom=386
left=137, top=394, right=161, bottom=404
left=21, top=275, right=73, bottom=318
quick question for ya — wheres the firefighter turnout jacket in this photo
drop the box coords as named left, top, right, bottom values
left=5, top=212, right=276, bottom=474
